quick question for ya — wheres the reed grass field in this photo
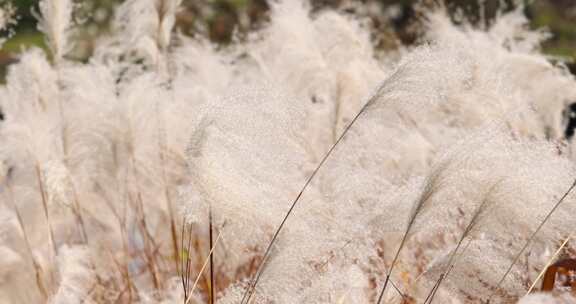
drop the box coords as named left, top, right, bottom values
left=1, top=0, right=576, bottom=303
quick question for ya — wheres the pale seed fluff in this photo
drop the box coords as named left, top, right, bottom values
left=49, top=245, right=95, bottom=304
left=1, top=0, right=576, bottom=303
left=37, top=0, right=74, bottom=62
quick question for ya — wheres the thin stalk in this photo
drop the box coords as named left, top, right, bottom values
left=423, top=233, right=470, bottom=303
left=34, top=161, right=58, bottom=256
left=166, top=184, right=180, bottom=271
left=54, top=68, right=68, bottom=161
left=209, top=207, right=215, bottom=304
left=126, top=125, right=162, bottom=290
left=198, top=238, right=212, bottom=302
left=156, top=87, right=179, bottom=273
left=424, top=193, right=495, bottom=304
left=526, top=234, right=573, bottom=295
left=154, top=0, right=180, bottom=270
left=116, top=194, right=134, bottom=303
left=389, top=280, right=408, bottom=300
left=119, top=224, right=134, bottom=303
left=7, top=182, right=48, bottom=300
left=184, top=223, right=194, bottom=300
left=69, top=185, right=103, bottom=286
left=486, top=178, right=576, bottom=303
left=185, top=230, right=223, bottom=304
left=391, top=239, right=473, bottom=304
left=376, top=231, right=409, bottom=304
left=332, top=81, right=343, bottom=144
left=376, top=162, right=449, bottom=304
left=180, top=219, right=187, bottom=299
left=136, top=193, right=162, bottom=290
left=423, top=277, right=442, bottom=304
left=57, top=95, right=68, bottom=158
left=240, top=82, right=387, bottom=304
left=70, top=186, right=89, bottom=243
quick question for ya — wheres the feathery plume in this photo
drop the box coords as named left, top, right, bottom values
left=36, top=0, right=74, bottom=62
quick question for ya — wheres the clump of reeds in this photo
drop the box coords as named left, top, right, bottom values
left=1, top=1, right=576, bottom=303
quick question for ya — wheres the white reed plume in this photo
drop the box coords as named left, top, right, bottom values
left=36, top=0, right=74, bottom=63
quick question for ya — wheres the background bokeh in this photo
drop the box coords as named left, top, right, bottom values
left=2, top=0, right=576, bottom=71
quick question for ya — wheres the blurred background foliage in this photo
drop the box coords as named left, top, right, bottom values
left=1, top=0, right=576, bottom=71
